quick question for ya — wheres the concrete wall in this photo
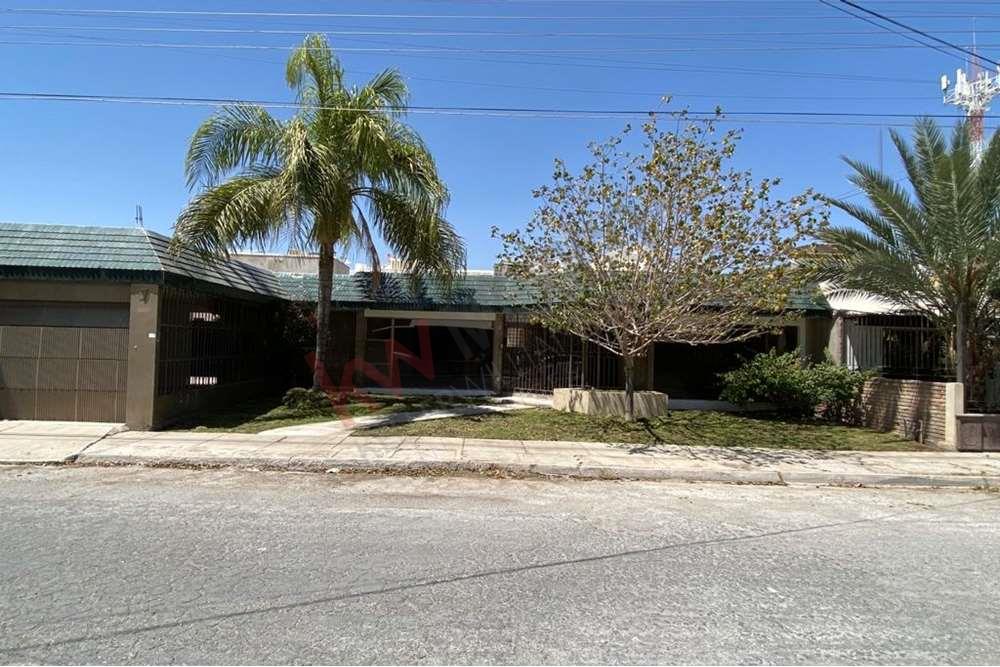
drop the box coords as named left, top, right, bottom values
left=0, top=280, right=130, bottom=303
left=232, top=253, right=349, bottom=275
left=125, top=284, right=160, bottom=430
left=858, top=377, right=962, bottom=448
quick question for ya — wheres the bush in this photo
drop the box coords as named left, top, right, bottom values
left=281, top=387, right=333, bottom=412
left=720, top=350, right=814, bottom=415
left=807, top=361, right=871, bottom=422
left=720, top=350, right=869, bottom=420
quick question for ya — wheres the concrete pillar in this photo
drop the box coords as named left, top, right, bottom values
left=828, top=311, right=847, bottom=366
left=799, top=315, right=835, bottom=364
left=492, top=313, right=505, bottom=393
left=125, top=283, right=160, bottom=430
left=945, top=382, right=964, bottom=450
left=352, top=311, right=366, bottom=388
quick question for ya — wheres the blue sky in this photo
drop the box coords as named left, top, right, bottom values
left=0, top=0, right=996, bottom=269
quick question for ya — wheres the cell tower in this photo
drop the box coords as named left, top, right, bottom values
left=941, top=62, right=1000, bottom=161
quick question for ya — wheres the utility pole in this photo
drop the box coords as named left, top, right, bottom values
left=940, top=43, right=1000, bottom=161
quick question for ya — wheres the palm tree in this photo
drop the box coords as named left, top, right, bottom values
left=175, top=34, right=465, bottom=389
left=809, top=118, right=1000, bottom=399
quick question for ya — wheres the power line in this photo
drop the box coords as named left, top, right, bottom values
left=0, top=36, right=930, bottom=84
left=0, top=90, right=982, bottom=120
left=0, top=29, right=940, bottom=101
left=5, top=36, right=999, bottom=54
left=833, top=0, right=1000, bottom=68
left=3, top=24, right=1000, bottom=38
left=5, top=7, right=1000, bottom=20
left=816, top=0, right=963, bottom=65
left=0, top=28, right=929, bottom=102
left=9, top=29, right=921, bottom=103
left=3, top=91, right=992, bottom=128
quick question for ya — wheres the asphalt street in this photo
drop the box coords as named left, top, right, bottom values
left=1, top=465, right=998, bottom=664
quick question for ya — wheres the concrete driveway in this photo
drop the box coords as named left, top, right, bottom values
left=0, top=420, right=120, bottom=464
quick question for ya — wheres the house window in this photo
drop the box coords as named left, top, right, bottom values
left=506, top=325, right=526, bottom=349
left=189, top=311, right=221, bottom=322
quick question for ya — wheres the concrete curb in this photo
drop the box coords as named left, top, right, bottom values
left=71, top=452, right=1000, bottom=488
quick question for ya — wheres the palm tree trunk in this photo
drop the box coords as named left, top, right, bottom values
left=312, top=241, right=334, bottom=390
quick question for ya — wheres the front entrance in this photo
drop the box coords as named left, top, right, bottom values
left=0, top=302, right=128, bottom=421
left=364, top=313, right=495, bottom=391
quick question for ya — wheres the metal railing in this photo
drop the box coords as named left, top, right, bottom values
left=844, top=315, right=954, bottom=381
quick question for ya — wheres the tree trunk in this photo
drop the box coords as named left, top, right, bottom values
left=312, top=241, right=334, bottom=390
left=955, top=300, right=967, bottom=410
left=624, top=354, right=635, bottom=421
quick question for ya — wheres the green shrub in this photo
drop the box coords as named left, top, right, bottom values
left=720, top=350, right=815, bottom=415
left=807, top=361, right=872, bottom=422
left=720, top=350, right=870, bottom=420
left=281, top=387, right=333, bottom=412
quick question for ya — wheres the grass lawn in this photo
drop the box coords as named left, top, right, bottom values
left=166, top=393, right=487, bottom=434
left=365, top=408, right=924, bottom=452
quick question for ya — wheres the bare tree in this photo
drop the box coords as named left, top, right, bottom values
left=495, top=115, right=825, bottom=420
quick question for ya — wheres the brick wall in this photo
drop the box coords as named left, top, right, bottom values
left=859, top=378, right=949, bottom=446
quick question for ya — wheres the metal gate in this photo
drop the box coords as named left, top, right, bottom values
left=0, top=325, right=128, bottom=422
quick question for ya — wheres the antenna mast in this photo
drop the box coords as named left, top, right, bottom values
left=940, top=32, right=1000, bottom=161
left=134, top=204, right=144, bottom=228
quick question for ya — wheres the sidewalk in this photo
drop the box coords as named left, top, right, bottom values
left=3, top=420, right=999, bottom=487
left=0, top=421, right=121, bottom=464
left=0, top=422, right=994, bottom=487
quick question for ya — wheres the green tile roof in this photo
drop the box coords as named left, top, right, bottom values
left=787, top=286, right=830, bottom=311
left=0, top=222, right=285, bottom=298
left=278, top=273, right=828, bottom=312
left=0, top=222, right=830, bottom=312
left=278, top=272, right=539, bottom=311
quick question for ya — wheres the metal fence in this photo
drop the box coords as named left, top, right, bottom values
left=156, top=287, right=276, bottom=397
left=844, top=314, right=954, bottom=381
left=502, top=314, right=621, bottom=393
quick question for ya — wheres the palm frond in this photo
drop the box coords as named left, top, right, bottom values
left=357, top=187, right=466, bottom=281
left=174, top=168, right=289, bottom=256
left=286, top=33, right=344, bottom=110
left=184, top=105, right=284, bottom=189
left=356, top=68, right=408, bottom=114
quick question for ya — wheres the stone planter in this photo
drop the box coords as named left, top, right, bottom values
left=553, top=388, right=669, bottom=419
left=956, top=413, right=1000, bottom=452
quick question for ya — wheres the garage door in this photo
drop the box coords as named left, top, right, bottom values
left=0, top=303, right=128, bottom=422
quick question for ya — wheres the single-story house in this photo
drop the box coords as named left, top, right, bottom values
left=1, top=222, right=947, bottom=429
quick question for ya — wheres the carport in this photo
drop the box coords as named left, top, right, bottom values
left=277, top=272, right=535, bottom=393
